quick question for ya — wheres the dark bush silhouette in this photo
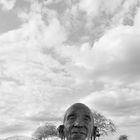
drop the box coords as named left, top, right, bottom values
left=119, top=135, right=128, bottom=140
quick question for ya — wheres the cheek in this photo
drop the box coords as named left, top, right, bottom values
left=86, top=125, right=93, bottom=135
left=65, top=121, right=74, bottom=129
left=64, top=123, right=73, bottom=135
left=64, top=127, right=72, bottom=140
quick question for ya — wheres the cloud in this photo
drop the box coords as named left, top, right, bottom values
left=79, top=0, right=138, bottom=17
left=1, top=0, right=140, bottom=139
left=0, top=0, right=16, bottom=11
left=0, top=1, right=69, bottom=136
left=0, top=120, right=37, bottom=138
left=62, top=7, right=140, bottom=84
left=80, top=87, right=140, bottom=114
left=73, top=8, right=140, bottom=131
left=25, top=110, right=62, bottom=122
left=33, top=0, right=140, bottom=46
left=79, top=0, right=101, bottom=16
left=79, top=86, right=140, bottom=136
left=0, top=123, right=30, bottom=134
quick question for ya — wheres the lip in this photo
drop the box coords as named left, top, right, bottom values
left=71, top=131, right=86, bottom=136
left=71, top=127, right=87, bottom=136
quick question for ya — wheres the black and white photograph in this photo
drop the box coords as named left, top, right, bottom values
left=0, top=0, right=140, bottom=140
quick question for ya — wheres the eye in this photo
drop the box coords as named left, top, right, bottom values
left=67, top=114, right=76, bottom=121
left=84, top=118, right=89, bottom=122
left=84, top=115, right=91, bottom=122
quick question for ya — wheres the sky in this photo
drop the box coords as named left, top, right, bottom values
left=0, top=0, right=140, bottom=139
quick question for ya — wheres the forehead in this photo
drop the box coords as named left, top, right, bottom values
left=64, top=104, right=93, bottom=119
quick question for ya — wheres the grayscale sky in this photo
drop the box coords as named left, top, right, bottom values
left=0, top=0, right=140, bottom=140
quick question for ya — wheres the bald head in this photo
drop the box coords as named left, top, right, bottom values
left=63, top=103, right=94, bottom=140
left=64, top=103, right=93, bottom=123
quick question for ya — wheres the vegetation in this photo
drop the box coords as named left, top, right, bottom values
left=32, top=123, right=57, bottom=140
left=119, top=135, right=128, bottom=140
left=32, top=111, right=116, bottom=140
left=93, top=111, right=116, bottom=136
left=2, top=112, right=116, bottom=140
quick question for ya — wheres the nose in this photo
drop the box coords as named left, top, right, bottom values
left=74, top=119, right=84, bottom=127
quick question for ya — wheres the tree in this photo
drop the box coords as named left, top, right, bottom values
left=92, top=111, right=116, bottom=136
left=32, top=111, right=116, bottom=140
left=32, top=123, right=57, bottom=140
left=119, top=135, right=128, bottom=140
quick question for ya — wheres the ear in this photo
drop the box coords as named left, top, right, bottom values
left=92, top=126, right=97, bottom=137
left=57, top=125, right=65, bottom=140
left=92, top=126, right=100, bottom=138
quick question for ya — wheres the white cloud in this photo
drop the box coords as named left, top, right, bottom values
left=62, top=10, right=140, bottom=84
left=0, top=2, right=69, bottom=137
left=134, top=8, right=140, bottom=27
left=80, top=87, right=140, bottom=116
left=79, top=0, right=138, bottom=17
left=57, top=8, right=140, bottom=137
left=79, top=0, right=100, bottom=16
left=1, top=0, right=140, bottom=139
left=0, top=0, right=16, bottom=11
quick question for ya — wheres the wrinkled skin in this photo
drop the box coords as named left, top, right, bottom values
left=63, top=103, right=94, bottom=140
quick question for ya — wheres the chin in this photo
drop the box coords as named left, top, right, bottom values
left=71, top=135, right=86, bottom=140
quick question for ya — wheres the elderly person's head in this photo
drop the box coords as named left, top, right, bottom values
left=58, top=103, right=94, bottom=140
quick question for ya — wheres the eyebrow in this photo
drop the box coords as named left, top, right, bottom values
left=66, top=113, right=75, bottom=120
left=67, top=113, right=75, bottom=117
left=84, top=115, right=91, bottom=120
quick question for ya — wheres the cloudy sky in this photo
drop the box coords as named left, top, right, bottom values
left=0, top=0, right=140, bottom=139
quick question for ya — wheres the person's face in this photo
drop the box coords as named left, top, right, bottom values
left=64, top=104, right=94, bottom=140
